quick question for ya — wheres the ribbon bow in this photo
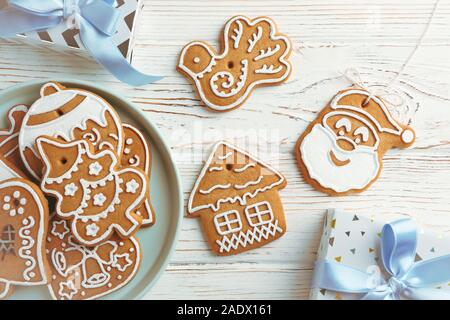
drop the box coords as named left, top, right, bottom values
left=312, top=218, right=450, bottom=300
left=0, top=0, right=163, bottom=86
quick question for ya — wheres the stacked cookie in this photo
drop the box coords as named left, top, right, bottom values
left=0, top=82, right=154, bottom=300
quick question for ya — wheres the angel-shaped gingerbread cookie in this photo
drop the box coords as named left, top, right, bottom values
left=36, top=136, right=147, bottom=247
left=178, top=16, right=292, bottom=112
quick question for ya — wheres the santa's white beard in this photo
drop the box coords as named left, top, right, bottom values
left=299, top=124, right=380, bottom=193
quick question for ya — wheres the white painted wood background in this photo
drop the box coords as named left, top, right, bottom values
left=1, top=0, right=450, bottom=300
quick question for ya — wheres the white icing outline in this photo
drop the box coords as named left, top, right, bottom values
left=233, top=162, right=256, bottom=173
left=300, top=123, right=381, bottom=193
left=0, top=180, right=48, bottom=290
left=19, top=83, right=124, bottom=180
left=178, top=16, right=292, bottom=111
left=188, top=141, right=285, bottom=214
left=213, top=210, right=242, bottom=236
left=216, top=220, right=283, bottom=253
left=234, top=176, right=263, bottom=190
left=48, top=233, right=141, bottom=300
left=322, top=111, right=379, bottom=150
left=330, top=89, right=411, bottom=142
left=244, top=201, right=274, bottom=227
left=199, top=184, right=231, bottom=195
left=122, top=124, right=153, bottom=226
left=37, top=138, right=147, bottom=246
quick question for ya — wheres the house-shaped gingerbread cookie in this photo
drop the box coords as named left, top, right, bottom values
left=188, top=142, right=287, bottom=256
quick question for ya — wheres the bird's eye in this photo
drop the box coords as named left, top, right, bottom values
left=193, top=57, right=200, bottom=64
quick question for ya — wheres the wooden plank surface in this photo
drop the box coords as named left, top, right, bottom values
left=1, top=0, right=450, bottom=299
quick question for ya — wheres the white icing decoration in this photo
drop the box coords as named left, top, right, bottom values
left=231, top=20, right=243, bottom=49
left=188, top=142, right=285, bottom=214
left=335, top=118, right=352, bottom=132
left=255, top=64, right=283, bottom=74
left=213, top=210, right=242, bottom=236
left=58, top=280, right=78, bottom=300
left=85, top=223, right=100, bottom=237
left=216, top=220, right=283, bottom=253
left=254, top=44, right=281, bottom=61
left=402, top=129, right=414, bottom=143
left=354, top=126, right=370, bottom=142
left=0, top=190, right=27, bottom=217
left=112, top=253, right=133, bottom=272
left=178, top=16, right=291, bottom=111
left=300, top=123, right=380, bottom=193
left=234, top=176, right=263, bottom=190
left=51, top=220, right=70, bottom=240
left=247, top=26, right=263, bottom=53
left=125, top=179, right=140, bottom=194
left=244, top=201, right=274, bottom=227
left=209, top=166, right=223, bottom=172
left=93, top=193, right=107, bottom=207
left=233, top=162, right=256, bottom=173
left=19, top=84, right=124, bottom=180
left=210, top=60, right=249, bottom=98
left=18, top=216, right=36, bottom=281
left=64, top=183, right=78, bottom=197
left=89, top=162, right=103, bottom=176
left=199, top=183, right=231, bottom=195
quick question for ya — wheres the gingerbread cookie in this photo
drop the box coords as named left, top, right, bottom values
left=0, top=157, right=50, bottom=299
left=19, top=82, right=124, bottom=180
left=188, top=142, right=287, bottom=256
left=296, top=88, right=416, bottom=196
left=36, top=136, right=147, bottom=247
left=178, top=15, right=292, bottom=112
left=122, top=124, right=155, bottom=227
left=47, top=216, right=141, bottom=300
left=0, top=105, right=29, bottom=174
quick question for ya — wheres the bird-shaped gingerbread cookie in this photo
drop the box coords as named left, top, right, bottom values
left=178, top=16, right=292, bottom=112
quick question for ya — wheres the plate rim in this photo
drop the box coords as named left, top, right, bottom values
left=0, top=79, right=184, bottom=300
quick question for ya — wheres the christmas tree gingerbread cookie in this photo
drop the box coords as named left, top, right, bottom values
left=178, top=16, right=292, bottom=112
left=46, top=216, right=141, bottom=300
left=19, top=82, right=124, bottom=180
left=0, top=157, right=50, bottom=299
left=188, top=142, right=287, bottom=256
left=121, top=124, right=155, bottom=227
left=0, top=104, right=29, bottom=174
left=296, top=88, right=416, bottom=196
left=36, top=136, right=147, bottom=247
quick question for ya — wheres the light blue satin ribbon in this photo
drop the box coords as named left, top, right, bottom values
left=0, top=0, right=163, bottom=86
left=312, top=218, right=450, bottom=300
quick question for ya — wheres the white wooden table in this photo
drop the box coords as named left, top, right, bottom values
left=1, top=0, right=450, bottom=300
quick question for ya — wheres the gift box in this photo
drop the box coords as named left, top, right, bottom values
left=310, top=209, right=450, bottom=300
left=0, top=0, right=143, bottom=62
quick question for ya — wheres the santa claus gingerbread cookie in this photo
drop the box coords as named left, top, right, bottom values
left=0, top=105, right=29, bottom=174
left=188, top=142, right=287, bottom=256
left=122, top=124, right=155, bottom=227
left=0, top=157, right=50, bottom=299
left=296, top=88, right=415, bottom=196
left=46, top=216, right=141, bottom=300
left=19, top=82, right=124, bottom=180
left=178, top=15, right=292, bottom=112
left=36, top=136, right=147, bottom=247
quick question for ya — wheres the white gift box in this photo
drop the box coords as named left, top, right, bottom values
left=310, top=209, right=450, bottom=300
left=0, top=0, right=144, bottom=62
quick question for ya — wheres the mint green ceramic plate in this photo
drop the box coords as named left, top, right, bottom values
left=0, top=80, right=183, bottom=300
